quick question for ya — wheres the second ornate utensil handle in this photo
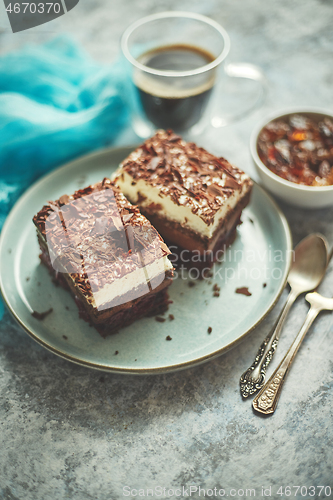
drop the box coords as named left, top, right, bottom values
left=240, top=289, right=298, bottom=398
left=252, top=292, right=330, bottom=415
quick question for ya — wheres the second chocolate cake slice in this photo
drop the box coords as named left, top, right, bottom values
left=113, top=130, right=253, bottom=268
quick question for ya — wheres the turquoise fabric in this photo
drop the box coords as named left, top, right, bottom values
left=0, top=36, right=131, bottom=319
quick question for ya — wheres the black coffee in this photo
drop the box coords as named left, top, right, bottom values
left=134, top=44, right=215, bottom=131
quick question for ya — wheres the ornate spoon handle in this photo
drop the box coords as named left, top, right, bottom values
left=240, top=290, right=297, bottom=398
left=253, top=293, right=327, bottom=415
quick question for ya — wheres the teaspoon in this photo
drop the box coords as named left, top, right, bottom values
left=253, top=289, right=333, bottom=415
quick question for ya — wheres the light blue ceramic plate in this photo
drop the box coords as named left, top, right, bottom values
left=0, top=147, right=292, bottom=374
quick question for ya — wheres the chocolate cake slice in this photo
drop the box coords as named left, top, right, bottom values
left=113, top=130, right=253, bottom=268
left=33, top=178, right=173, bottom=336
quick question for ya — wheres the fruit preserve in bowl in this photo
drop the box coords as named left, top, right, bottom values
left=250, top=108, right=333, bottom=208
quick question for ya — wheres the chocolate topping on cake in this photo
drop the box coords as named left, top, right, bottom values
left=33, top=178, right=170, bottom=304
left=118, top=130, right=251, bottom=225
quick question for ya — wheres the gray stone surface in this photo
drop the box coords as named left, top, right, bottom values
left=0, top=1, right=333, bottom=499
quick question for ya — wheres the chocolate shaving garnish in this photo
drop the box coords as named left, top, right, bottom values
left=31, top=308, right=53, bottom=320
left=33, top=177, right=173, bottom=296
left=207, top=184, right=224, bottom=197
left=203, top=270, right=213, bottom=278
left=122, top=213, right=134, bottom=224
left=166, top=335, right=172, bottom=340
left=48, top=212, right=58, bottom=222
left=147, top=156, right=162, bottom=170
left=148, top=203, right=163, bottom=211
left=111, top=215, right=123, bottom=231
left=137, top=192, right=147, bottom=203
left=167, top=133, right=182, bottom=142
left=224, top=178, right=241, bottom=190
left=64, top=203, right=81, bottom=219
left=156, top=316, right=166, bottom=323
left=160, top=241, right=171, bottom=255
left=92, top=217, right=109, bottom=235
left=125, top=226, right=135, bottom=251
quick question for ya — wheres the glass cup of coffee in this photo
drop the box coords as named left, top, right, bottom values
left=121, top=11, right=266, bottom=138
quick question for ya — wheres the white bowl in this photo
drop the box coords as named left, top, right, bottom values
left=250, top=107, right=333, bottom=209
